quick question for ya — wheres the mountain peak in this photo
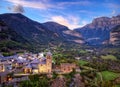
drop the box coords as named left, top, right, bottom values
left=92, top=17, right=110, bottom=23
left=112, top=14, right=120, bottom=18
left=0, top=13, right=24, bottom=17
left=43, top=21, right=69, bottom=32
left=0, top=13, right=40, bottom=25
left=43, top=21, right=69, bottom=29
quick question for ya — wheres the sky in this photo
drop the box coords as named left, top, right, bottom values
left=0, top=0, right=120, bottom=30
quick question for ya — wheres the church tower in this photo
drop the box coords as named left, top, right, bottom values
left=46, top=52, right=52, bottom=73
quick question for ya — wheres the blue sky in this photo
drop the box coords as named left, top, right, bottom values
left=0, top=0, right=120, bottom=29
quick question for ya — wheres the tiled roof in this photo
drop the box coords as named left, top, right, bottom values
left=25, top=64, right=32, bottom=68
left=47, top=52, right=52, bottom=56
left=31, top=59, right=40, bottom=63
left=39, top=58, right=46, bottom=64
left=31, top=57, right=46, bottom=64
left=0, top=55, right=18, bottom=60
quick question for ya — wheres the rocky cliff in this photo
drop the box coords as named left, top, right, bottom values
left=75, top=15, right=120, bottom=45
left=110, top=25, right=120, bottom=46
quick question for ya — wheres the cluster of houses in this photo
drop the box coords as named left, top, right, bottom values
left=0, top=51, right=80, bottom=84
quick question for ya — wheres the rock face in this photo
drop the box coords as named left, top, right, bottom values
left=75, top=15, right=120, bottom=45
left=110, top=25, right=120, bottom=46
left=0, top=13, right=84, bottom=50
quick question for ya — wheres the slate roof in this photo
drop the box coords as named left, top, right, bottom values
left=31, top=57, right=46, bottom=64
left=0, top=55, right=18, bottom=60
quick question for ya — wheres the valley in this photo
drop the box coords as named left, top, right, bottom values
left=0, top=13, right=120, bottom=87
left=0, top=46, right=120, bottom=87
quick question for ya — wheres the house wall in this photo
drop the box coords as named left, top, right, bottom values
left=0, top=74, right=8, bottom=84
left=38, top=64, right=47, bottom=73
left=32, top=69, right=39, bottom=74
left=0, top=64, right=5, bottom=72
left=60, top=63, right=76, bottom=73
left=24, top=68, right=32, bottom=73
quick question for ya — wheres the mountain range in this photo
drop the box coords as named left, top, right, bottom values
left=0, top=13, right=84, bottom=52
left=75, top=15, right=120, bottom=45
left=0, top=13, right=120, bottom=53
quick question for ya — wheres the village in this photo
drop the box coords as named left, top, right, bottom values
left=0, top=48, right=120, bottom=87
left=0, top=51, right=81, bottom=86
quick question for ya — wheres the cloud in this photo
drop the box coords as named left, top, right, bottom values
left=57, top=1, right=92, bottom=7
left=79, top=10, right=94, bottom=15
left=8, top=4, right=25, bottom=13
left=5, top=0, right=54, bottom=10
left=5, top=0, right=92, bottom=10
left=49, top=15, right=87, bottom=30
left=111, top=10, right=116, bottom=15
left=105, top=3, right=120, bottom=9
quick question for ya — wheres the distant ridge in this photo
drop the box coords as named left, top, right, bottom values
left=0, top=13, right=84, bottom=52
left=75, top=15, right=120, bottom=45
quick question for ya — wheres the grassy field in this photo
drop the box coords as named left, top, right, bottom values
left=78, top=60, right=88, bottom=66
left=99, top=71, right=120, bottom=81
left=115, top=85, right=120, bottom=87
left=101, top=55, right=117, bottom=60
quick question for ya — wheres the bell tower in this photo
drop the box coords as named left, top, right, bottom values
left=46, top=52, right=52, bottom=73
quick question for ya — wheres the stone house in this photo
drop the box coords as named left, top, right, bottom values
left=24, top=52, right=52, bottom=74
left=60, top=63, right=76, bottom=73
